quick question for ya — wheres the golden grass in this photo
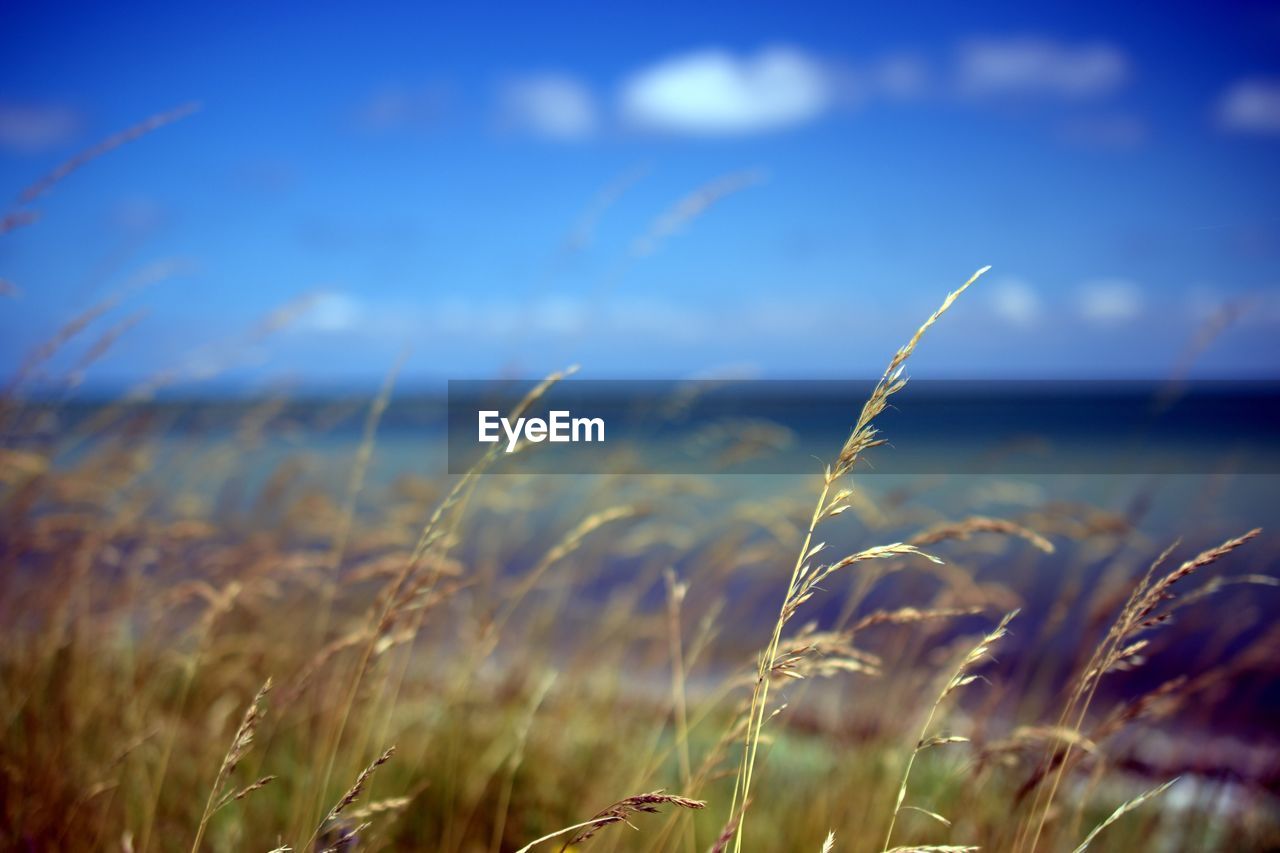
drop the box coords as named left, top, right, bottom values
left=2, top=310, right=1276, bottom=851
left=191, top=677, right=274, bottom=853
left=728, top=266, right=989, bottom=851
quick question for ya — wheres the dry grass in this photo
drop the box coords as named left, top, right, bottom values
left=191, top=677, right=275, bottom=853
left=1, top=126, right=1279, bottom=852
left=2, top=294, right=1277, bottom=851
left=729, top=266, right=989, bottom=851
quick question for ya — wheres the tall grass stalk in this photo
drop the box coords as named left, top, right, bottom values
left=1021, top=529, right=1261, bottom=852
left=728, top=266, right=990, bottom=851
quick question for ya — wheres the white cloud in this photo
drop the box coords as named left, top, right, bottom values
left=956, top=38, right=1129, bottom=100
left=606, top=299, right=706, bottom=341
left=486, top=38, right=1137, bottom=143
left=1217, top=78, right=1280, bottom=136
left=499, top=74, right=597, bottom=140
left=619, top=46, right=834, bottom=135
left=0, top=102, right=81, bottom=153
left=1077, top=279, right=1142, bottom=325
left=529, top=295, right=588, bottom=334
left=324, top=294, right=591, bottom=339
left=989, top=278, right=1041, bottom=327
left=298, top=292, right=364, bottom=333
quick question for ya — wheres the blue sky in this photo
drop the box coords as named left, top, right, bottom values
left=2, top=1, right=1280, bottom=390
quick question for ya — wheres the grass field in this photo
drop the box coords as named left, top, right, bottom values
left=2, top=262, right=1279, bottom=853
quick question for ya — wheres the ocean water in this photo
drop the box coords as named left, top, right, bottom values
left=10, top=381, right=1280, bottom=743
left=34, top=380, right=1280, bottom=538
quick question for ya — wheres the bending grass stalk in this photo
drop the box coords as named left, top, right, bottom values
left=484, top=505, right=637, bottom=651
left=296, top=355, right=403, bottom=829
left=785, top=516, right=1048, bottom=723
left=352, top=457, right=503, bottom=849
left=310, top=353, right=405, bottom=661
left=394, top=501, right=629, bottom=846
left=1023, top=530, right=1259, bottom=853
left=882, top=611, right=1018, bottom=852
left=664, top=568, right=697, bottom=853
left=513, top=818, right=617, bottom=853
left=138, top=583, right=242, bottom=853
left=1070, top=777, right=1178, bottom=852
left=728, top=266, right=990, bottom=852
left=488, top=671, right=559, bottom=853
left=190, top=678, right=273, bottom=853
left=1014, top=541, right=1179, bottom=852
left=304, top=746, right=396, bottom=852
left=356, top=449, right=497, bottom=847
left=638, top=612, right=746, bottom=852
left=727, top=474, right=828, bottom=848
left=307, top=365, right=577, bottom=835
left=512, top=791, right=705, bottom=853
left=17, top=102, right=201, bottom=206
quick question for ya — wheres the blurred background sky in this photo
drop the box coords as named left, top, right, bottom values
left=2, top=1, right=1280, bottom=390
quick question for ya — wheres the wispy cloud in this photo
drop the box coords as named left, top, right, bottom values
left=859, top=54, right=933, bottom=101
left=297, top=291, right=365, bottom=333
left=1056, top=113, right=1146, bottom=150
left=493, top=37, right=1135, bottom=143
left=619, top=46, right=834, bottom=135
left=955, top=38, right=1129, bottom=100
left=498, top=73, right=597, bottom=140
left=989, top=278, right=1042, bottom=327
left=1077, top=278, right=1143, bottom=325
left=0, top=101, right=82, bottom=153
left=1216, top=78, right=1280, bottom=136
left=352, top=84, right=451, bottom=134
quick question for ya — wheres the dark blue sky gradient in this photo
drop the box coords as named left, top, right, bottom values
left=2, top=1, right=1279, bottom=389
